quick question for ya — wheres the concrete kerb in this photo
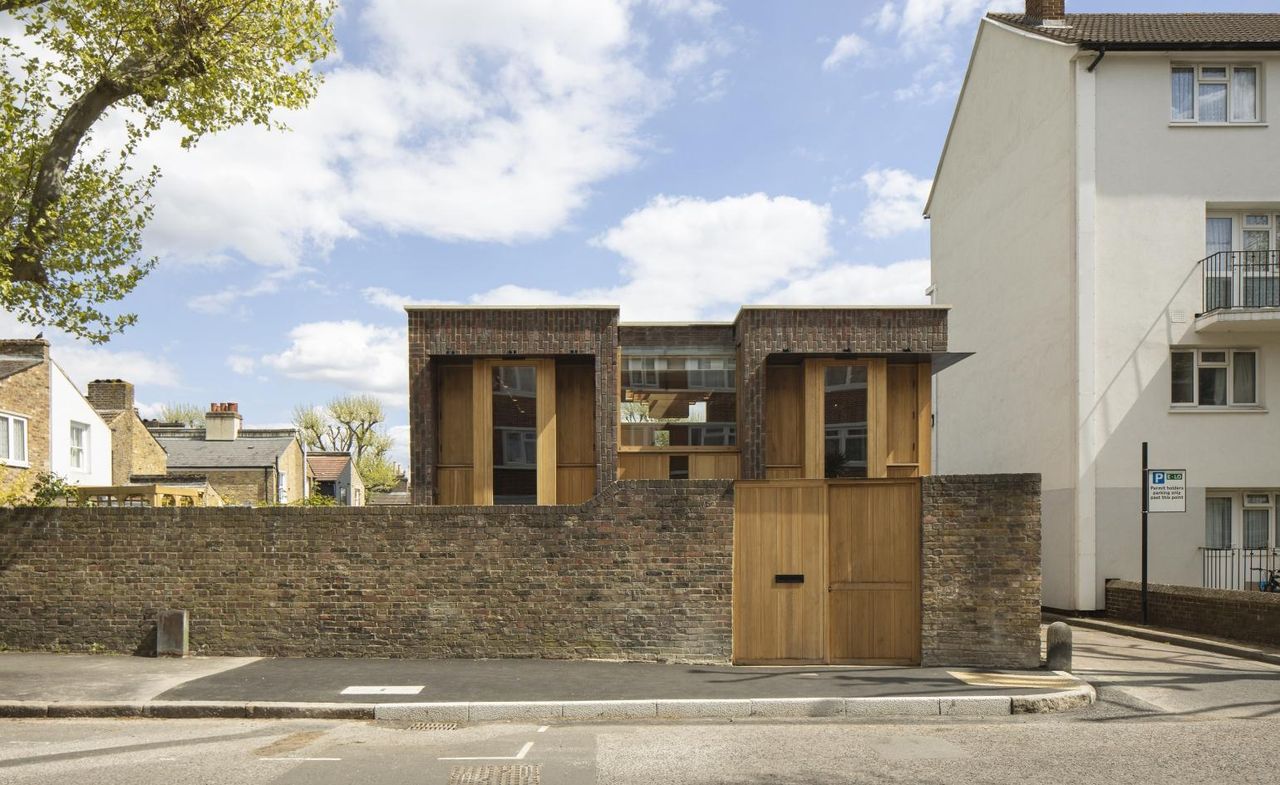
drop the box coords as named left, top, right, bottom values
left=0, top=688, right=1095, bottom=721
left=1047, top=613, right=1280, bottom=669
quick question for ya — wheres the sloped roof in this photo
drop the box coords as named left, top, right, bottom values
left=990, top=13, right=1280, bottom=49
left=154, top=433, right=296, bottom=469
left=307, top=452, right=351, bottom=482
left=0, top=358, right=41, bottom=381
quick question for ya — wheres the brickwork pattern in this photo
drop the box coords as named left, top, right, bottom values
left=618, top=324, right=736, bottom=348
left=408, top=308, right=620, bottom=504
left=920, top=473, right=1042, bottom=668
left=735, top=308, right=948, bottom=478
left=0, top=481, right=734, bottom=661
left=0, top=363, right=50, bottom=486
left=1106, top=580, right=1280, bottom=648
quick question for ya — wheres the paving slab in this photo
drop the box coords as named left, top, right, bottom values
left=0, top=652, right=260, bottom=702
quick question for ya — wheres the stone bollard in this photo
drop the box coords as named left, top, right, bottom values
left=156, top=610, right=189, bottom=657
left=1046, top=621, right=1072, bottom=672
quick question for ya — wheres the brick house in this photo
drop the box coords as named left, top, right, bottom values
left=0, top=338, right=112, bottom=490
left=148, top=403, right=311, bottom=506
left=306, top=451, right=365, bottom=506
left=85, top=379, right=166, bottom=485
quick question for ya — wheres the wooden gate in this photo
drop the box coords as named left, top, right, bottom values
left=732, top=478, right=920, bottom=665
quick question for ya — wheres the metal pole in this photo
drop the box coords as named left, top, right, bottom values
left=1141, top=441, right=1149, bottom=624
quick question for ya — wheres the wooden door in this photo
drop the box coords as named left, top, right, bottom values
left=827, top=479, right=920, bottom=664
left=732, top=481, right=827, bottom=664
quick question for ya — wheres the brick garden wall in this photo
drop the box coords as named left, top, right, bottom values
left=0, top=481, right=734, bottom=662
left=920, top=474, right=1042, bottom=668
left=1106, top=579, right=1280, bottom=648
left=0, top=475, right=1040, bottom=666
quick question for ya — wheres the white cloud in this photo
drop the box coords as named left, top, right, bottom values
left=54, top=345, right=182, bottom=390
left=763, top=259, right=931, bottom=305
left=387, top=424, right=411, bottom=472
left=859, top=168, right=931, bottom=238
left=129, top=0, right=676, bottom=276
left=822, top=33, right=870, bottom=71
left=645, top=0, right=723, bottom=21
left=227, top=355, right=257, bottom=375
left=263, top=321, right=407, bottom=407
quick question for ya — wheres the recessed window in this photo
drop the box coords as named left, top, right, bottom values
left=496, top=366, right=536, bottom=397
left=1243, top=494, right=1272, bottom=550
left=0, top=413, right=29, bottom=466
left=620, top=349, right=737, bottom=448
left=1205, top=496, right=1233, bottom=549
left=1171, top=349, right=1258, bottom=407
left=1172, top=65, right=1259, bottom=124
left=69, top=422, right=89, bottom=471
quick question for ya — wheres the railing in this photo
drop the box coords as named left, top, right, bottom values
left=1201, top=250, right=1280, bottom=313
left=1201, top=547, right=1280, bottom=591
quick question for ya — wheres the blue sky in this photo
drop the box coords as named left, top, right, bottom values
left=13, top=0, right=1274, bottom=466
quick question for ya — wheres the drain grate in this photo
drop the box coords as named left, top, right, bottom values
left=448, top=764, right=539, bottom=785
left=406, top=721, right=460, bottom=731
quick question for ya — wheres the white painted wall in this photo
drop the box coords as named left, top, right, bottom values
left=1086, top=51, right=1280, bottom=605
left=928, top=19, right=1080, bottom=609
left=934, top=32, right=1280, bottom=609
left=49, top=363, right=111, bottom=486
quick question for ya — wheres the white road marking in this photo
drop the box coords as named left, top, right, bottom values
left=440, top=742, right=534, bottom=761
left=340, top=685, right=424, bottom=695
left=537, top=726, right=549, bottom=733
left=259, top=757, right=343, bottom=762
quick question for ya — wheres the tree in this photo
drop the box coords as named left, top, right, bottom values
left=293, top=395, right=402, bottom=492
left=0, top=0, right=335, bottom=342
left=156, top=402, right=204, bottom=427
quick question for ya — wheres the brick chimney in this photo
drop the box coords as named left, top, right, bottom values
left=1026, top=0, right=1065, bottom=22
left=87, top=379, right=135, bottom=413
left=0, top=338, right=49, bottom=361
left=205, top=402, right=242, bottom=441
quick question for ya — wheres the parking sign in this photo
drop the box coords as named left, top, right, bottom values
left=1147, top=469, right=1186, bottom=513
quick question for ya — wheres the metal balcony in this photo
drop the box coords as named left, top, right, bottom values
left=1197, top=250, right=1280, bottom=332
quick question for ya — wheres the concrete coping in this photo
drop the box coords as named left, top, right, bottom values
left=0, top=684, right=1095, bottom=722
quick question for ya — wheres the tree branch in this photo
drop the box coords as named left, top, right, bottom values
left=0, top=0, right=49, bottom=14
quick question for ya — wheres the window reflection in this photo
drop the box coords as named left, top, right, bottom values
left=620, top=351, right=737, bottom=448
left=493, top=365, right=537, bottom=504
left=824, top=365, right=867, bottom=479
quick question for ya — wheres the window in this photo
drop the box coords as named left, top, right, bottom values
left=496, top=366, right=536, bottom=396
left=1172, top=65, right=1259, bottom=124
left=687, top=357, right=735, bottom=390
left=69, top=422, right=89, bottom=471
left=620, top=349, right=737, bottom=448
left=824, top=365, right=868, bottom=391
left=688, top=424, right=736, bottom=446
left=1171, top=349, right=1258, bottom=407
left=500, top=429, right=537, bottom=467
left=1243, top=493, right=1272, bottom=550
left=1205, top=496, right=1232, bottom=549
left=0, top=413, right=28, bottom=466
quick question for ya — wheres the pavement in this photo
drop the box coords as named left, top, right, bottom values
left=0, top=652, right=1093, bottom=720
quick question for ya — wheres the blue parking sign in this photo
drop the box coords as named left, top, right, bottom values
left=1152, top=472, right=1165, bottom=485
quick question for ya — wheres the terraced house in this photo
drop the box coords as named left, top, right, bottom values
left=928, top=1, right=1280, bottom=610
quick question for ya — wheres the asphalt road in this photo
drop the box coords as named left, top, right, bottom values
left=1, top=628, right=1277, bottom=784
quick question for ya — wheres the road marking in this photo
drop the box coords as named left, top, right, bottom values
left=537, top=726, right=549, bottom=733
left=440, top=742, right=534, bottom=761
left=259, top=757, right=342, bottom=762
left=340, top=685, right=425, bottom=695
left=948, top=670, right=1081, bottom=689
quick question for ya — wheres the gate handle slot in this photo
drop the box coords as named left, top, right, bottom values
left=774, top=574, right=805, bottom=584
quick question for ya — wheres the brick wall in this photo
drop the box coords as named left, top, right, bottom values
left=735, top=308, right=948, bottom=479
left=920, top=473, right=1041, bottom=668
left=408, top=308, right=620, bottom=504
left=0, top=363, right=50, bottom=488
left=618, top=324, right=735, bottom=348
left=1106, top=580, right=1280, bottom=648
left=0, top=481, right=734, bottom=661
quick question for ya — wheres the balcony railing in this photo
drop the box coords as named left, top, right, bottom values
left=1201, top=547, right=1280, bottom=591
left=1201, top=250, right=1280, bottom=313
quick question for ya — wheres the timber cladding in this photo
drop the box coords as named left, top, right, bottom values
left=0, top=481, right=734, bottom=662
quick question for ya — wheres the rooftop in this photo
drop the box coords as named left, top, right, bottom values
left=149, top=428, right=298, bottom=469
left=307, top=452, right=352, bottom=482
left=989, top=13, right=1280, bottom=49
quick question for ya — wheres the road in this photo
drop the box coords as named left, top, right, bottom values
left=0, top=627, right=1277, bottom=785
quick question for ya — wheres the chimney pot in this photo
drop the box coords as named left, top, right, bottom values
left=205, top=402, right=243, bottom=441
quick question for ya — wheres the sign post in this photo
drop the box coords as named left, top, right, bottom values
left=1141, top=443, right=1186, bottom=625
left=1141, top=443, right=1148, bottom=624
